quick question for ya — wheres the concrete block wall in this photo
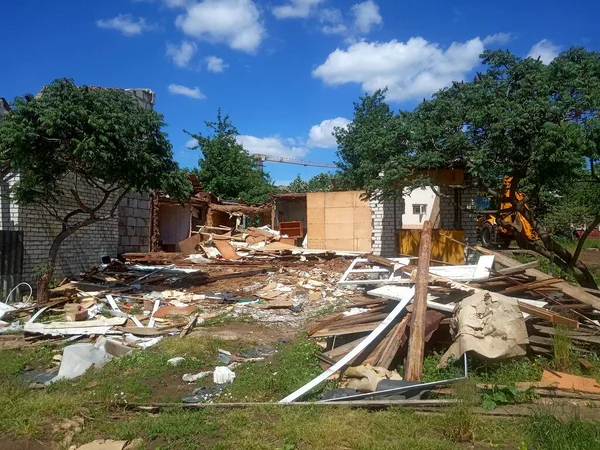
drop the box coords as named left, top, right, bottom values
left=17, top=174, right=120, bottom=285
left=118, top=191, right=151, bottom=255
left=370, top=196, right=404, bottom=257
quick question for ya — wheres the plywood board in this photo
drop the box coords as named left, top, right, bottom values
left=399, top=229, right=465, bottom=264
left=307, top=191, right=372, bottom=252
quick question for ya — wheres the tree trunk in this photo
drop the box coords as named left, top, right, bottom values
left=36, top=231, right=69, bottom=304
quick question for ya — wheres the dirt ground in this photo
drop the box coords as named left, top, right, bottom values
left=578, top=249, right=600, bottom=266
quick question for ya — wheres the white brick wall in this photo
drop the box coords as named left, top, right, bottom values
left=0, top=175, right=151, bottom=286
left=370, top=195, right=404, bottom=257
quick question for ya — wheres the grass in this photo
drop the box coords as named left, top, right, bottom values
left=2, top=334, right=600, bottom=449
left=528, top=413, right=600, bottom=450
left=224, top=338, right=332, bottom=402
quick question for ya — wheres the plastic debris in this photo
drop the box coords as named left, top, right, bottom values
left=213, top=366, right=236, bottom=384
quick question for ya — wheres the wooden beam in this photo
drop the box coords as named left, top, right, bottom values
left=404, top=220, right=433, bottom=382
left=499, top=278, right=563, bottom=295
left=324, top=337, right=367, bottom=359
left=497, top=261, right=540, bottom=275
left=475, top=246, right=600, bottom=310
left=306, top=314, right=345, bottom=336
left=365, top=253, right=395, bottom=268
left=311, top=322, right=380, bottom=338
left=517, top=301, right=579, bottom=329
left=376, top=315, right=410, bottom=369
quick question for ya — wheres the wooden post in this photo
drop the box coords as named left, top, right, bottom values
left=404, top=220, right=433, bottom=381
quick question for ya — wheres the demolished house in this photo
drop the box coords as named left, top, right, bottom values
left=3, top=217, right=600, bottom=409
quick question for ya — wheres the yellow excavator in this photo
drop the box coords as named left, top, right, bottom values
left=477, top=177, right=539, bottom=248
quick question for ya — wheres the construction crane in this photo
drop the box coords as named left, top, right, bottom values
left=252, top=154, right=337, bottom=171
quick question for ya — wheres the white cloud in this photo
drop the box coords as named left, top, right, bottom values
left=319, top=8, right=343, bottom=24
left=527, top=39, right=561, bottom=64
left=308, top=117, right=350, bottom=148
left=237, top=135, right=309, bottom=158
left=313, top=36, right=498, bottom=101
left=482, top=33, right=512, bottom=45
left=166, top=40, right=197, bottom=68
left=167, top=84, right=206, bottom=99
left=186, top=138, right=198, bottom=148
left=322, top=24, right=348, bottom=35
left=206, top=56, right=228, bottom=73
left=351, top=1, right=382, bottom=34
left=175, top=0, right=264, bottom=53
left=273, top=0, right=324, bottom=19
left=96, top=14, right=154, bottom=36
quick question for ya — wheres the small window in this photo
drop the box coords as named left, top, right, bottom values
left=413, top=204, right=427, bottom=215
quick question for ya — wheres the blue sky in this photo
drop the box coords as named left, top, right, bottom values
left=0, top=0, right=595, bottom=185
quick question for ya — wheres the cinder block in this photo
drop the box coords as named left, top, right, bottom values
left=136, top=218, right=146, bottom=228
left=126, top=217, right=136, bottom=227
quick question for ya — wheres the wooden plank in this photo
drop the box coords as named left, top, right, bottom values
left=405, top=220, right=432, bottom=382
left=324, top=337, right=367, bottom=359
left=280, top=287, right=415, bottom=403
left=306, top=314, right=345, bottom=336
left=365, top=254, right=395, bottom=268
left=517, top=301, right=579, bottom=329
left=475, top=246, right=600, bottom=310
left=499, top=278, right=563, bottom=294
left=214, top=240, right=241, bottom=260
left=327, top=312, right=389, bottom=329
left=533, top=325, right=600, bottom=345
left=497, top=261, right=540, bottom=275
left=376, top=315, right=410, bottom=369
left=312, top=322, right=380, bottom=337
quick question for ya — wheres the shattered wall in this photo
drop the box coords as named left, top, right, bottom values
left=118, top=191, right=151, bottom=255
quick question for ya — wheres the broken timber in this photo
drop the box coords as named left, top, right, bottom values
left=279, top=286, right=415, bottom=403
left=404, top=220, right=432, bottom=382
left=475, top=246, right=600, bottom=310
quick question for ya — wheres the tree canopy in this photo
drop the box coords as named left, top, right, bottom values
left=335, top=47, right=600, bottom=288
left=284, top=173, right=338, bottom=193
left=186, top=109, right=274, bottom=204
left=0, top=78, right=192, bottom=300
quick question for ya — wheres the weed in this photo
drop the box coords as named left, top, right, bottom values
left=481, top=385, right=537, bottom=409
left=442, top=379, right=480, bottom=443
left=203, top=313, right=256, bottom=327
left=528, top=413, right=600, bottom=450
left=473, top=357, right=544, bottom=385
left=553, top=325, right=573, bottom=372
left=420, top=353, right=465, bottom=382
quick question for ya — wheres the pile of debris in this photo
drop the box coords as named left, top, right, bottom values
left=0, top=251, right=367, bottom=384
left=175, top=224, right=361, bottom=262
left=282, top=229, right=600, bottom=403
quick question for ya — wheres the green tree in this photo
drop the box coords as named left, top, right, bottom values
left=186, top=109, right=274, bottom=204
left=282, top=173, right=338, bottom=193
left=307, top=173, right=336, bottom=192
left=0, top=79, right=191, bottom=301
left=377, top=48, right=600, bottom=287
left=333, top=89, right=412, bottom=194
left=286, top=175, right=309, bottom=193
